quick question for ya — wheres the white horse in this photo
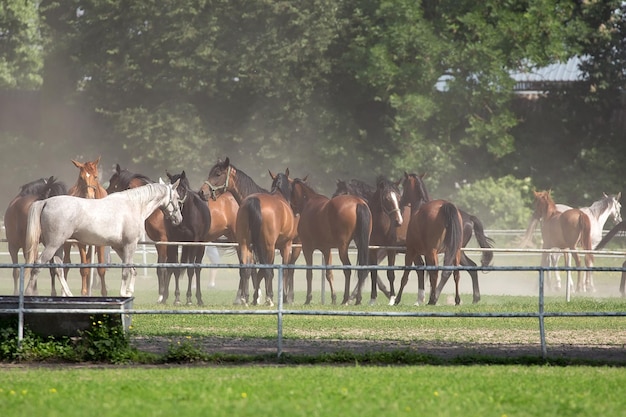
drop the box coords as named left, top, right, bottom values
left=522, top=193, right=622, bottom=292
left=24, top=179, right=183, bottom=297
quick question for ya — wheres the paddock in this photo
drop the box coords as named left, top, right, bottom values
left=1, top=229, right=626, bottom=362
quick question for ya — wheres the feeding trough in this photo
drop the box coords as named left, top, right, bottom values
left=0, top=296, right=134, bottom=338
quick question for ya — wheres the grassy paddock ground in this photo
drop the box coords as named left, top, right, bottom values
left=1, top=241, right=625, bottom=361
left=3, top=366, right=626, bottom=417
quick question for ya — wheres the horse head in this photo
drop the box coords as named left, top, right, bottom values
left=400, top=172, right=429, bottom=211
left=159, top=177, right=183, bottom=225
left=376, top=176, right=403, bottom=227
left=200, top=157, right=233, bottom=201
left=269, top=168, right=292, bottom=201
left=166, top=170, right=191, bottom=206
left=71, top=156, right=105, bottom=199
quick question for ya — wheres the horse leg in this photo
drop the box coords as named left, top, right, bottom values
left=96, top=245, right=108, bottom=296
left=194, top=246, right=204, bottom=306
left=394, top=248, right=417, bottom=306
left=585, top=252, right=595, bottom=293
left=386, top=250, right=397, bottom=306
left=51, top=254, right=72, bottom=297
left=338, top=247, right=357, bottom=306
left=461, top=252, right=481, bottom=304
left=303, top=250, right=315, bottom=305
left=551, top=252, right=562, bottom=290
left=155, top=244, right=169, bottom=304
left=322, top=250, right=337, bottom=305
left=9, top=246, right=20, bottom=295
left=117, top=245, right=137, bottom=297
left=426, top=252, right=440, bottom=305
left=619, top=261, right=626, bottom=297
left=78, top=244, right=90, bottom=296
left=572, top=252, right=584, bottom=293
left=415, top=256, right=426, bottom=306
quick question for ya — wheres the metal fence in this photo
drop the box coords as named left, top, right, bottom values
left=2, top=256, right=626, bottom=359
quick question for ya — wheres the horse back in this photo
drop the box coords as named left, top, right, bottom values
left=407, top=199, right=461, bottom=254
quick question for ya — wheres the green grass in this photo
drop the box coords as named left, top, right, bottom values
left=2, top=365, right=626, bottom=417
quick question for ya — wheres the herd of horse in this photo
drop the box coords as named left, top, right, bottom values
left=3, top=156, right=625, bottom=306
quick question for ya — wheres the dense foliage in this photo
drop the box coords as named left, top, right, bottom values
left=1, top=1, right=624, bottom=228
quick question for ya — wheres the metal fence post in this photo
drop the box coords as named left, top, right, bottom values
left=277, top=265, right=283, bottom=358
left=538, top=268, right=547, bottom=359
left=18, top=265, right=25, bottom=348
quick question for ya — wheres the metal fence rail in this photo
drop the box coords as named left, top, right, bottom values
left=2, top=261, right=626, bottom=360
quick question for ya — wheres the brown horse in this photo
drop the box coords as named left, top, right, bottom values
left=4, top=177, right=67, bottom=295
left=399, top=172, right=494, bottom=304
left=394, top=199, right=464, bottom=305
left=64, top=157, right=108, bottom=296
left=531, top=190, right=594, bottom=293
left=200, top=157, right=300, bottom=304
left=233, top=170, right=298, bottom=306
left=333, top=177, right=407, bottom=304
left=289, top=177, right=372, bottom=305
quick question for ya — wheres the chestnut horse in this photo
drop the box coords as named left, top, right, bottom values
left=531, top=190, right=594, bottom=293
left=333, top=177, right=407, bottom=305
left=233, top=170, right=298, bottom=306
left=394, top=199, right=464, bottom=305
left=200, top=157, right=300, bottom=304
left=289, top=177, right=372, bottom=305
left=4, top=177, right=67, bottom=295
left=64, top=157, right=108, bottom=296
left=399, top=173, right=494, bottom=304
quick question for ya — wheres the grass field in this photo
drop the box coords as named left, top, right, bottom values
left=3, top=365, right=626, bottom=417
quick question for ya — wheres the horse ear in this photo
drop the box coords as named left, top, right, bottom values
left=268, top=170, right=276, bottom=180
left=72, top=159, right=83, bottom=168
left=181, top=170, right=187, bottom=180
left=303, top=175, right=309, bottom=182
left=224, top=157, right=230, bottom=166
left=618, top=192, right=622, bottom=200
left=171, top=178, right=181, bottom=190
left=115, top=163, right=121, bottom=174
left=420, top=173, right=427, bottom=179
left=165, top=170, right=173, bottom=180
left=95, top=155, right=101, bottom=165
left=285, top=168, right=289, bottom=177
left=159, top=177, right=165, bottom=185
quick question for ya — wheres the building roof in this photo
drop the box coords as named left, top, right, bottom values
left=511, top=57, right=584, bottom=93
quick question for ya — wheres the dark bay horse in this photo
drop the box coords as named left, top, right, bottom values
left=64, top=157, right=109, bottom=296
left=25, top=181, right=183, bottom=297
left=165, top=171, right=212, bottom=306
left=394, top=199, right=464, bottom=305
left=4, top=177, right=67, bottom=295
left=233, top=170, right=298, bottom=306
left=531, top=190, right=594, bottom=293
left=595, top=220, right=626, bottom=296
left=333, top=177, right=407, bottom=305
left=289, top=177, right=372, bottom=305
left=200, top=157, right=300, bottom=304
left=399, top=172, right=494, bottom=304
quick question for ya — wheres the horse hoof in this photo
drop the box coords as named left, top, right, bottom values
left=368, top=299, right=377, bottom=306
left=388, top=296, right=396, bottom=306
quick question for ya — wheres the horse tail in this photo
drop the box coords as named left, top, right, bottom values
left=442, top=202, right=463, bottom=266
left=246, top=197, right=267, bottom=264
left=355, top=203, right=371, bottom=266
left=595, top=221, right=626, bottom=250
left=25, top=200, right=45, bottom=264
left=467, top=213, right=495, bottom=267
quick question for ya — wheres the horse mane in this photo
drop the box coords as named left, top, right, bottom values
left=122, top=182, right=165, bottom=204
left=214, top=159, right=268, bottom=196
left=406, top=173, right=430, bottom=202
left=117, top=169, right=154, bottom=189
left=270, top=172, right=291, bottom=201
left=18, top=176, right=67, bottom=199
